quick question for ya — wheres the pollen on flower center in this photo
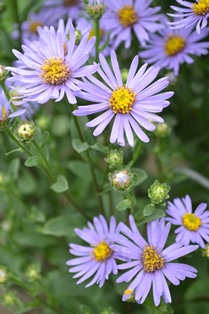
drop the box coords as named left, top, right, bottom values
left=92, top=241, right=113, bottom=262
left=29, top=21, right=44, bottom=34
left=40, top=57, right=71, bottom=85
left=192, top=0, right=209, bottom=15
left=164, top=35, right=186, bottom=56
left=142, top=245, right=165, bottom=272
left=182, top=213, right=202, bottom=231
left=118, top=5, right=138, bottom=27
left=109, top=86, right=136, bottom=114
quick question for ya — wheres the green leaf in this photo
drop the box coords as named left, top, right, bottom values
left=50, top=175, right=69, bottom=193
left=13, top=231, right=56, bottom=247
left=5, top=148, right=22, bottom=156
left=40, top=131, right=49, bottom=148
left=132, top=168, right=148, bottom=186
left=90, top=143, right=109, bottom=154
left=67, top=161, right=91, bottom=178
left=42, top=214, right=84, bottom=237
left=24, top=156, right=41, bottom=167
left=137, top=209, right=165, bottom=225
left=143, top=204, right=155, bottom=216
left=72, top=139, right=89, bottom=153
left=8, top=158, right=20, bottom=181
left=116, top=199, right=132, bottom=211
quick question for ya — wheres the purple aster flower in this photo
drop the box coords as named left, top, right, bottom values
left=73, top=50, right=174, bottom=147
left=139, top=16, right=209, bottom=75
left=168, top=0, right=209, bottom=34
left=6, top=19, right=97, bottom=105
left=43, top=0, right=83, bottom=22
left=66, top=215, right=121, bottom=287
left=113, top=216, right=198, bottom=306
left=102, top=0, right=163, bottom=48
left=166, top=195, right=209, bottom=248
left=0, top=89, right=26, bottom=129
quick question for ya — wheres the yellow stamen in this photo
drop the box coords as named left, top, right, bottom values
left=40, top=57, right=71, bottom=85
left=88, top=28, right=104, bottom=40
left=164, top=34, right=186, bottom=56
left=182, top=213, right=202, bottom=231
left=29, top=21, right=44, bottom=34
left=118, top=5, right=138, bottom=27
left=142, top=245, right=165, bottom=272
left=192, top=0, right=209, bottom=15
left=63, top=0, right=79, bottom=7
left=109, top=86, right=135, bottom=114
left=91, top=241, right=113, bottom=262
left=124, top=289, right=133, bottom=295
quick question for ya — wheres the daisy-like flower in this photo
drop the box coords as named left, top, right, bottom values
left=166, top=195, right=209, bottom=248
left=66, top=215, right=121, bottom=287
left=73, top=50, right=174, bottom=147
left=139, top=16, right=209, bottom=75
left=0, top=89, right=26, bottom=129
left=43, top=0, right=83, bottom=22
left=102, top=0, right=163, bottom=48
left=168, top=0, right=209, bottom=34
left=6, top=19, right=97, bottom=105
left=113, top=216, right=198, bottom=306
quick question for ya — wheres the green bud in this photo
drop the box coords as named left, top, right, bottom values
left=0, top=65, right=8, bottom=81
left=105, top=149, right=123, bottom=169
left=100, top=307, right=118, bottom=314
left=36, top=116, right=50, bottom=130
left=0, top=265, right=8, bottom=284
left=1, top=291, right=18, bottom=308
left=25, top=264, right=41, bottom=282
left=154, top=123, right=171, bottom=138
left=16, top=121, right=36, bottom=141
left=148, top=180, right=170, bottom=205
left=202, top=243, right=209, bottom=258
left=85, top=1, right=105, bottom=19
left=109, top=169, right=134, bottom=191
left=121, top=68, right=129, bottom=84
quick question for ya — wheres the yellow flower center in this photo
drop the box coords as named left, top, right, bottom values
left=118, top=5, right=138, bottom=27
left=1, top=107, right=7, bottom=120
left=88, top=28, right=104, bottom=40
left=164, top=35, right=186, bottom=56
left=63, top=0, right=79, bottom=7
left=92, top=241, right=113, bottom=262
left=124, top=288, right=133, bottom=295
left=192, top=0, right=209, bottom=15
left=142, top=245, right=165, bottom=272
left=40, top=57, right=71, bottom=85
left=29, top=21, right=44, bottom=34
left=182, top=213, right=202, bottom=231
left=109, top=86, right=136, bottom=114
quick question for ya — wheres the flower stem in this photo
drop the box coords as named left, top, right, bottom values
left=94, top=18, right=100, bottom=64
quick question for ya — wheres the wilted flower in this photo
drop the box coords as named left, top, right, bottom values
left=109, top=169, right=134, bottom=191
left=73, top=51, right=174, bottom=147
left=166, top=195, right=209, bottom=248
left=113, top=216, right=198, bottom=306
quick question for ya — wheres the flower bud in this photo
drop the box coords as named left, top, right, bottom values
left=16, top=121, right=36, bottom=141
left=154, top=122, right=171, bottom=138
left=105, top=149, right=123, bottom=169
left=2, top=291, right=18, bottom=308
left=109, top=169, right=134, bottom=191
left=148, top=180, right=170, bottom=205
left=121, top=68, right=129, bottom=84
left=86, top=0, right=105, bottom=19
left=25, top=264, right=41, bottom=282
left=0, top=266, right=8, bottom=284
left=202, top=243, right=209, bottom=258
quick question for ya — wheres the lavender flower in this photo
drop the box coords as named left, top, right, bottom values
left=166, top=195, right=209, bottom=248
left=113, top=216, right=198, bottom=306
left=139, top=16, right=209, bottom=75
left=102, top=0, right=163, bottom=48
left=6, top=19, right=97, bottom=105
left=73, top=50, right=174, bottom=147
left=43, top=0, right=83, bottom=22
left=66, top=215, right=121, bottom=287
left=168, top=0, right=209, bottom=34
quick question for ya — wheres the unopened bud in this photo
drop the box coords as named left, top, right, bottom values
left=121, top=68, right=129, bottom=84
left=0, top=65, right=8, bottom=81
left=86, top=0, right=105, bottom=19
left=16, top=121, right=36, bottom=141
left=202, top=243, right=209, bottom=258
left=109, top=169, right=134, bottom=191
left=25, top=264, right=41, bottom=282
left=0, top=266, right=8, bottom=284
left=154, top=123, right=171, bottom=138
left=105, top=149, right=123, bottom=169
left=2, top=291, right=18, bottom=308
left=148, top=180, right=170, bottom=205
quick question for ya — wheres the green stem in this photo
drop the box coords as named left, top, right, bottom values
left=94, top=18, right=100, bottom=64
left=10, top=0, right=22, bottom=47
left=32, top=139, right=54, bottom=182
left=124, top=190, right=136, bottom=216
left=132, top=140, right=144, bottom=165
